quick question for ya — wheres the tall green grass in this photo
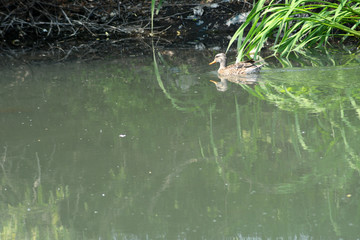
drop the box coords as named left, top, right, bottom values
left=228, top=0, right=360, bottom=60
left=150, top=0, right=165, bottom=35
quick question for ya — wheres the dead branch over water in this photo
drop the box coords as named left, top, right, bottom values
left=0, top=0, right=152, bottom=45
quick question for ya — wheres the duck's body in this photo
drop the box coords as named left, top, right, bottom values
left=209, top=53, right=262, bottom=76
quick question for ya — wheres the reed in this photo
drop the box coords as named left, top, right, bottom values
left=228, top=0, right=360, bottom=60
left=150, top=0, right=165, bottom=35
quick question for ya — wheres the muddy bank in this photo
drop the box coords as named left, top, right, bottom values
left=0, top=0, right=254, bottom=65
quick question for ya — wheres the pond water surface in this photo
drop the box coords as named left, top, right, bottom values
left=1, top=50, right=360, bottom=239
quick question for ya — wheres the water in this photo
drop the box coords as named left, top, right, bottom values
left=1, top=51, right=360, bottom=239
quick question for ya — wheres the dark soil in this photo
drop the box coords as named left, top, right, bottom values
left=0, top=0, right=255, bottom=65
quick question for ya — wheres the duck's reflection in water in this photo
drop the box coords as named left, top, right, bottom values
left=210, top=78, right=228, bottom=92
left=210, top=74, right=259, bottom=92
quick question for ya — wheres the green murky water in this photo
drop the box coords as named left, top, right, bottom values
left=1, top=51, right=360, bottom=239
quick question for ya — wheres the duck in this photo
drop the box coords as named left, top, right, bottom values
left=209, top=53, right=263, bottom=75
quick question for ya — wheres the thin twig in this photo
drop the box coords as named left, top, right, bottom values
left=61, top=7, right=76, bottom=35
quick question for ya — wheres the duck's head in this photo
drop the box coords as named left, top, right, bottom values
left=209, top=53, right=227, bottom=65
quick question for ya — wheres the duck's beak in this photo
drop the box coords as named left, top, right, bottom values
left=209, top=80, right=218, bottom=84
left=209, top=60, right=216, bottom=65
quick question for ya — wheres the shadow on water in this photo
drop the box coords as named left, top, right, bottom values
left=0, top=48, right=360, bottom=239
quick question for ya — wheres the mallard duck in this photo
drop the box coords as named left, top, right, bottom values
left=209, top=53, right=262, bottom=75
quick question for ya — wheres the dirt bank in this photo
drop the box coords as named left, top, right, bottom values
left=0, top=0, right=254, bottom=64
